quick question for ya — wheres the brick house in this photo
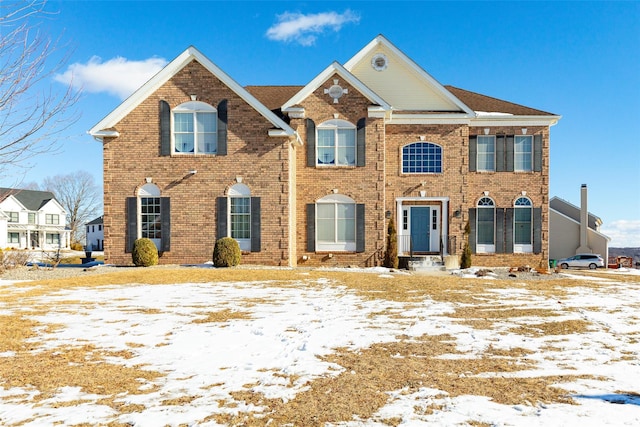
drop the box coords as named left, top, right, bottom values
left=90, top=35, right=559, bottom=268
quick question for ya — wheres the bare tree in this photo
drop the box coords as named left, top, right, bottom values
left=0, top=0, right=80, bottom=177
left=43, top=171, right=101, bottom=244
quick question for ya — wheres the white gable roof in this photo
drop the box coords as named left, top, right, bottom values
left=344, top=35, right=474, bottom=115
left=89, top=46, right=295, bottom=138
left=282, top=61, right=391, bottom=112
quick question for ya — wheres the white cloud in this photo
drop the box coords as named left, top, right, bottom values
left=266, top=10, right=360, bottom=46
left=600, top=219, right=640, bottom=248
left=55, top=56, right=168, bottom=100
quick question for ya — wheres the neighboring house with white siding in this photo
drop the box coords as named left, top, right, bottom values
left=0, top=188, right=70, bottom=250
left=85, top=216, right=104, bottom=251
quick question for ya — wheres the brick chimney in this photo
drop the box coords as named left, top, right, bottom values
left=576, top=184, right=591, bottom=254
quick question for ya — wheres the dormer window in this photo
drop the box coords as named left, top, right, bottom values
left=173, top=101, right=217, bottom=154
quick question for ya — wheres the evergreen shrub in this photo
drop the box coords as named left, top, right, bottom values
left=213, top=237, right=241, bottom=267
left=132, top=238, right=158, bottom=267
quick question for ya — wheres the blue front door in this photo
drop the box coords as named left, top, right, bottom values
left=411, top=207, right=431, bottom=252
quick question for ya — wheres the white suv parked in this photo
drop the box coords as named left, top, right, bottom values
left=558, top=254, right=605, bottom=270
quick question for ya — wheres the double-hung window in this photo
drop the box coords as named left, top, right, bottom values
left=317, top=119, right=356, bottom=166
left=45, top=214, right=59, bottom=225
left=514, top=135, right=533, bottom=171
left=173, top=101, right=217, bottom=154
left=402, top=142, right=443, bottom=174
left=229, top=185, right=251, bottom=251
left=46, top=233, right=60, bottom=245
left=316, top=194, right=356, bottom=251
left=476, top=197, right=495, bottom=253
left=513, top=197, right=533, bottom=252
left=8, top=212, right=18, bottom=223
left=8, top=232, right=19, bottom=244
left=477, top=136, right=495, bottom=171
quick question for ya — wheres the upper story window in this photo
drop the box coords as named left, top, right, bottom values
left=470, top=133, right=541, bottom=173
left=316, top=119, right=356, bottom=166
left=28, top=213, right=36, bottom=224
left=173, top=101, right=217, bottom=154
left=514, top=136, right=533, bottom=171
left=45, top=214, right=59, bottom=225
left=402, top=142, right=442, bottom=174
left=8, top=212, right=18, bottom=223
left=477, top=136, right=495, bottom=172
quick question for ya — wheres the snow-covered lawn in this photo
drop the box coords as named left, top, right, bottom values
left=1, top=268, right=639, bottom=426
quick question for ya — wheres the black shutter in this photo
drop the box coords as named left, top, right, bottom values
left=126, top=197, right=137, bottom=253
left=250, top=197, right=261, bottom=252
left=505, top=208, right=514, bottom=253
left=217, top=99, right=228, bottom=155
left=356, top=118, right=366, bottom=167
left=505, top=135, right=514, bottom=172
left=533, top=134, right=543, bottom=172
left=356, top=203, right=365, bottom=253
left=306, top=118, right=316, bottom=167
left=468, top=208, right=476, bottom=253
left=216, top=197, right=228, bottom=239
left=306, top=203, right=315, bottom=252
left=160, top=197, right=171, bottom=252
left=469, top=136, right=477, bottom=172
left=160, top=100, right=171, bottom=156
left=496, top=135, right=505, bottom=172
left=495, top=208, right=505, bottom=253
left=533, top=207, right=542, bottom=253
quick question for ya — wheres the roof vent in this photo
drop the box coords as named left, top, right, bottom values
left=371, top=53, right=388, bottom=71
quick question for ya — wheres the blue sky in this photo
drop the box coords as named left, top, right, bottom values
left=2, top=0, right=639, bottom=247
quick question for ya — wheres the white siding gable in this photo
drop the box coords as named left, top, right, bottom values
left=345, top=36, right=471, bottom=114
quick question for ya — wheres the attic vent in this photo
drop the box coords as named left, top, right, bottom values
left=371, top=53, right=388, bottom=71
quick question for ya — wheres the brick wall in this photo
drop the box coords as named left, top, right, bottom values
left=293, top=74, right=386, bottom=267
left=103, top=61, right=292, bottom=266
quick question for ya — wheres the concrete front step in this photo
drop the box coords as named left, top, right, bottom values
left=406, top=256, right=445, bottom=272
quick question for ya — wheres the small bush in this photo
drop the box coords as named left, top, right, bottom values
left=384, top=217, right=399, bottom=269
left=132, top=238, right=158, bottom=267
left=1, top=249, right=30, bottom=269
left=70, top=242, right=84, bottom=251
left=213, top=237, right=241, bottom=267
left=460, top=221, right=472, bottom=269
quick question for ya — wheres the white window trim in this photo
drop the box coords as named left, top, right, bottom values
left=513, top=196, right=533, bottom=253
left=316, top=119, right=356, bottom=167
left=137, top=183, right=162, bottom=249
left=476, top=135, right=496, bottom=172
left=514, top=135, right=533, bottom=172
left=476, top=197, right=496, bottom=254
left=172, top=101, right=217, bottom=155
left=315, top=194, right=356, bottom=252
left=228, top=184, right=251, bottom=252
left=401, top=141, right=444, bottom=175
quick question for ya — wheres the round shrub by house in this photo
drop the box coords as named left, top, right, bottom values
left=132, top=238, right=159, bottom=267
left=213, top=237, right=241, bottom=267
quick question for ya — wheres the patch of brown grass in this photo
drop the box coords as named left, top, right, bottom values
left=192, top=309, right=252, bottom=324
left=0, top=345, right=162, bottom=401
left=509, top=319, right=592, bottom=337
left=215, top=334, right=585, bottom=426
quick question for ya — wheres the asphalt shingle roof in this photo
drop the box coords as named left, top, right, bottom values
left=0, top=188, right=58, bottom=211
left=245, top=85, right=555, bottom=116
